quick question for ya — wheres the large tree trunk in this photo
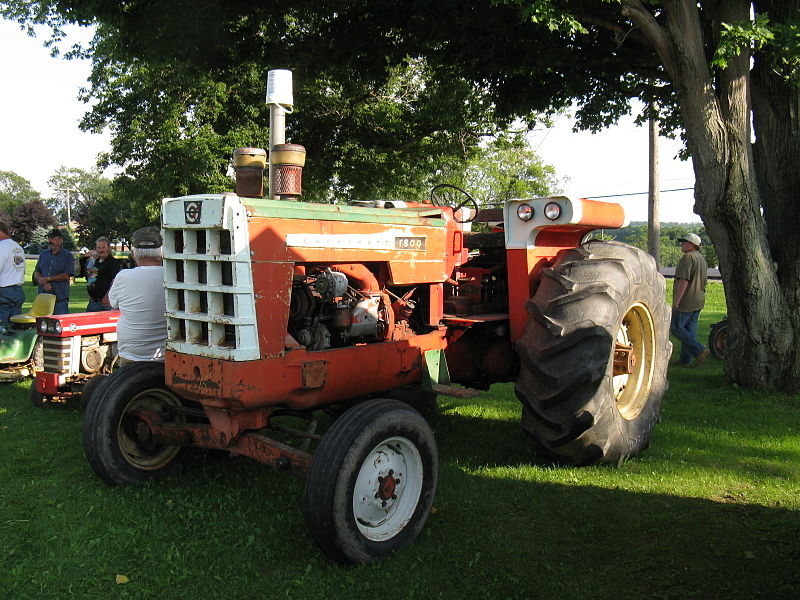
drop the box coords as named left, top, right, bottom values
left=623, top=0, right=798, bottom=390
left=750, top=0, right=800, bottom=391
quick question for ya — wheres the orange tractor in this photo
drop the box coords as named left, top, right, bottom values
left=82, top=71, right=670, bottom=563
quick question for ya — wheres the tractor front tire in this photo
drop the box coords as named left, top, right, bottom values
left=708, top=317, right=728, bottom=360
left=29, top=383, right=46, bottom=408
left=515, top=240, right=671, bottom=466
left=82, top=362, right=191, bottom=485
left=304, top=399, right=438, bottom=564
left=80, top=374, right=109, bottom=413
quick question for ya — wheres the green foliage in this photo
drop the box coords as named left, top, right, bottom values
left=712, top=14, right=775, bottom=69
left=47, top=166, right=110, bottom=221
left=27, top=226, right=51, bottom=253
left=712, top=12, right=800, bottom=81
left=0, top=169, right=40, bottom=215
left=612, top=222, right=718, bottom=268
left=438, top=132, right=559, bottom=207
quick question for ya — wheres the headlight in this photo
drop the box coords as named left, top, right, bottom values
left=544, top=202, right=562, bottom=220
left=516, top=203, right=534, bottom=221
left=39, top=319, right=62, bottom=334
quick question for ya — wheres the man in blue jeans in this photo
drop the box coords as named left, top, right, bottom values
left=33, top=228, right=74, bottom=315
left=670, top=232, right=710, bottom=367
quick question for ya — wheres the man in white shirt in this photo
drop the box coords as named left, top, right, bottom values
left=0, top=220, right=26, bottom=325
left=108, top=226, right=168, bottom=364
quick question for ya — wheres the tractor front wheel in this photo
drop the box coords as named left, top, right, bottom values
left=29, top=383, right=46, bottom=408
left=708, top=317, right=728, bottom=360
left=515, top=240, right=671, bottom=465
left=304, top=399, right=438, bottom=563
left=82, top=362, right=191, bottom=485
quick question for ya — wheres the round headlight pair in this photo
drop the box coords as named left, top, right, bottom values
left=516, top=201, right=562, bottom=222
left=37, top=319, right=62, bottom=335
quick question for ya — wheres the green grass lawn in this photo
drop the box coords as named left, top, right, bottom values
left=1, top=276, right=798, bottom=599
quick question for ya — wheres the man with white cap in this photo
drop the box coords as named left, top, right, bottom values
left=670, top=232, right=709, bottom=367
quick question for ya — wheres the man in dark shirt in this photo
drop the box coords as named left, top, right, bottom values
left=86, top=236, right=121, bottom=311
left=34, top=228, right=74, bottom=315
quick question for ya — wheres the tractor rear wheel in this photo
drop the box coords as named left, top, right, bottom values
left=304, top=399, right=437, bottom=564
left=708, top=317, right=728, bottom=360
left=515, top=240, right=671, bottom=465
left=82, top=362, right=191, bottom=485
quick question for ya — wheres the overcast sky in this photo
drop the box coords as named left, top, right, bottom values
left=0, top=18, right=700, bottom=223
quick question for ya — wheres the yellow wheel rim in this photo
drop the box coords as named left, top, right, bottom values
left=613, top=302, right=656, bottom=420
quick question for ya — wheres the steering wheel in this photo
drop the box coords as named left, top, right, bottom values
left=429, top=183, right=479, bottom=223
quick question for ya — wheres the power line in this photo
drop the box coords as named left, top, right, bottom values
left=586, top=187, right=693, bottom=199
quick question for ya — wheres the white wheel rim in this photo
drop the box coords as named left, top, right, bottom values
left=352, top=436, right=423, bottom=542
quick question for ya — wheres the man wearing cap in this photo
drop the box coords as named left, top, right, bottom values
left=671, top=232, right=710, bottom=367
left=108, top=226, right=168, bottom=364
left=0, top=220, right=26, bottom=324
left=34, top=228, right=75, bottom=315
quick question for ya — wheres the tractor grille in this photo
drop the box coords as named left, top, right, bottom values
left=42, top=337, right=79, bottom=375
left=162, top=195, right=259, bottom=360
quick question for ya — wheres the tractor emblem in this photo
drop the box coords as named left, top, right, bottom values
left=184, top=200, right=202, bottom=224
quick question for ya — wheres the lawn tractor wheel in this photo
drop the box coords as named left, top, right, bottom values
left=31, top=338, right=44, bottom=374
left=29, top=383, right=46, bottom=408
left=708, top=317, right=728, bottom=360
left=82, top=362, right=191, bottom=486
left=515, top=240, right=671, bottom=466
left=305, top=399, right=438, bottom=564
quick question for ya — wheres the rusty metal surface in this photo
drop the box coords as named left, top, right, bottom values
left=136, top=408, right=312, bottom=477
left=166, top=327, right=449, bottom=411
left=613, top=343, right=636, bottom=376
left=301, top=361, right=328, bottom=389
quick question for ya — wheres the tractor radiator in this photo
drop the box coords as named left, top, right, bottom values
left=161, top=195, right=260, bottom=361
left=42, top=337, right=78, bottom=375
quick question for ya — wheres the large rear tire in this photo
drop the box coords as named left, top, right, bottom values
left=304, top=399, right=438, bottom=564
left=82, top=362, right=191, bottom=485
left=515, top=240, right=671, bottom=465
left=708, top=317, right=728, bottom=360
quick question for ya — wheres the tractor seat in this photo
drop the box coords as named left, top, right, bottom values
left=10, top=293, right=56, bottom=324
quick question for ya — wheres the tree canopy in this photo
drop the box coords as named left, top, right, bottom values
left=4, top=0, right=800, bottom=391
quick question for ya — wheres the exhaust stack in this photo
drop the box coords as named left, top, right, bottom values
left=266, top=70, right=305, bottom=200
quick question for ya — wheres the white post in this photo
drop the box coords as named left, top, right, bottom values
left=55, top=187, right=78, bottom=226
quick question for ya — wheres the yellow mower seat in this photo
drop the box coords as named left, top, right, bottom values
left=10, top=293, right=56, bottom=324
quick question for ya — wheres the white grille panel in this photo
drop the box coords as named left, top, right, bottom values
left=162, top=194, right=260, bottom=360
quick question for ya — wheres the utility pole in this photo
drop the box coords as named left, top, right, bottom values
left=54, top=187, right=78, bottom=226
left=648, top=106, right=661, bottom=269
